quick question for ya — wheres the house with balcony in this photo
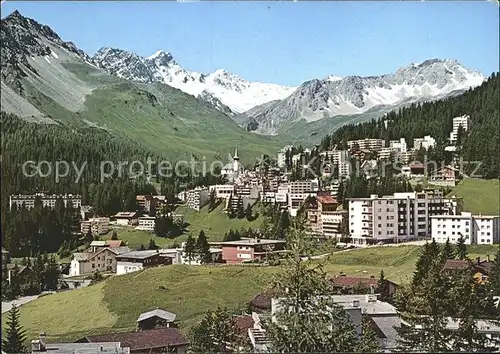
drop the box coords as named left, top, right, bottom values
left=220, top=238, right=286, bottom=264
left=70, top=246, right=131, bottom=276
left=115, top=250, right=171, bottom=275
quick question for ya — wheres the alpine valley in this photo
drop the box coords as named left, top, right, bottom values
left=1, top=10, right=486, bottom=155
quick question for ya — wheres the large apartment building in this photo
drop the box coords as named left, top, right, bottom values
left=389, top=138, right=408, bottom=154
left=449, top=115, right=471, bottom=143
left=10, top=193, right=82, bottom=210
left=321, top=150, right=352, bottom=177
left=136, top=195, right=158, bottom=216
left=413, top=135, right=436, bottom=150
left=307, top=194, right=347, bottom=239
left=348, top=189, right=459, bottom=245
left=431, top=213, right=500, bottom=245
left=185, top=187, right=209, bottom=211
left=288, top=180, right=318, bottom=217
left=80, top=217, right=110, bottom=235
left=209, top=184, right=235, bottom=199
left=347, top=139, right=385, bottom=151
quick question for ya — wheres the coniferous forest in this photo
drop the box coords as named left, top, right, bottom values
left=1, top=111, right=221, bottom=256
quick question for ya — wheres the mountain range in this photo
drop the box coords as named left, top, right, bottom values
left=92, top=47, right=296, bottom=115
left=0, top=10, right=486, bottom=154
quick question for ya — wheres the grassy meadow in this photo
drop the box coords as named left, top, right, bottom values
left=449, top=178, right=500, bottom=215
left=5, top=244, right=497, bottom=343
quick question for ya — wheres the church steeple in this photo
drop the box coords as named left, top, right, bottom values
left=233, top=146, right=239, bottom=161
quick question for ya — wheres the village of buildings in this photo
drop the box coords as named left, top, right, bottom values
left=5, top=116, right=498, bottom=279
left=3, top=115, right=500, bottom=353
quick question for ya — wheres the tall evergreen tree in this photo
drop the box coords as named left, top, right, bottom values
left=44, top=255, right=61, bottom=291
left=196, top=230, right=212, bottom=264
left=395, top=266, right=453, bottom=352
left=2, top=304, right=27, bottom=354
left=208, top=189, right=217, bottom=212
left=147, top=238, right=158, bottom=250
left=189, top=307, right=240, bottom=353
left=441, top=238, right=455, bottom=261
left=449, top=266, right=499, bottom=352
left=183, top=234, right=196, bottom=264
left=456, top=235, right=468, bottom=260
left=244, top=203, right=253, bottom=221
left=377, top=269, right=390, bottom=302
left=490, top=245, right=500, bottom=296
left=262, top=212, right=377, bottom=352
left=236, top=197, right=245, bottom=219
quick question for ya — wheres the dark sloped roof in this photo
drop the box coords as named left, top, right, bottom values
left=250, top=293, right=272, bottom=310
left=137, top=308, right=176, bottom=323
left=233, top=315, right=254, bottom=336
left=443, top=259, right=470, bottom=270
left=85, top=328, right=188, bottom=351
left=330, top=276, right=378, bottom=288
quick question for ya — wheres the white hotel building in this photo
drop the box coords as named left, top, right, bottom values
left=431, top=213, right=500, bottom=245
left=449, top=115, right=471, bottom=143
left=10, top=193, right=82, bottom=210
left=348, top=189, right=458, bottom=245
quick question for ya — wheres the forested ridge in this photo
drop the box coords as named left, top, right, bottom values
left=1, top=111, right=222, bottom=256
left=320, top=72, right=500, bottom=178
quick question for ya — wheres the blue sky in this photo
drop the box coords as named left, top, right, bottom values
left=1, top=1, right=498, bottom=86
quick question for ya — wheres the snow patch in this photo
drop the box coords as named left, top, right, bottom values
left=50, top=50, right=59, bottom=59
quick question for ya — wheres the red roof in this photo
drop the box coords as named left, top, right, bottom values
left=409, top=163, right=425, bottom=169
left=234, top=315, right=255, bottom=336
left=105, top=240, right=125, bottom=248
left=330, top=276, right=378, bottom=288
left=85, top=328, right=188, bottom=351
left=316, top=194, right=337, bottom=205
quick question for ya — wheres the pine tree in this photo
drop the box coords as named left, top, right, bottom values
left=189, top=307, right=239, bottom=353
left=84, top=229, right=93, bottom=245
left=111, top=230, right=118, bottom=240
left=377, top=269, right=389, bottom=302
left=44, top=255, right=61, bottom=291
left=183, top=234, right=196, bottom=264
left=356, top=315, right=381, bottom=353
left=138, top=243, right=146, bottom=251
left=441, top=238, right=455, bottom=262
left=148, top=238, right=158, bottom=250
left=244, top=203, right=253, bottom=221
left=395, top=267, right=453, bottom=352
left=2, top=304, right=27, bottom=354
left=262, top=212, right=373, bottom=352
left=208, top=189, right=217, bottom=212
left=196, top=230, right=212, bottom=264
left=236, top=197, right=245, bottom=219
left=456, top=235, right=468, bottom=260
left=490, top=245, right=500, bottom=296
left=449, top=266, right=499, bottom=352
left=412, top=240, right=441, bottom=289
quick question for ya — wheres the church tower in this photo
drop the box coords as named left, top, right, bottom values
left=233, top=147, right=240, bottom=174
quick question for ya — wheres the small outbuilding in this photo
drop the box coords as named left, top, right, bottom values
left=137, top=308, right=177, bottom=330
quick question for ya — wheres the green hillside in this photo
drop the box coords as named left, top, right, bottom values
left=9, top=60, right=283, bottom=163
left=103, top=204, right=264, bottom=249
left=5, top=244, right=497, bottom=343
left=449, top=179, right=500, bottom=215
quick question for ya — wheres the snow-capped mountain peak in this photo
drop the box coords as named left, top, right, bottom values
left=92, top=48, right=296, bottom=114
left=236, top=58, right=485, bottom=134
left=326, top=75, right=343, bottom=82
